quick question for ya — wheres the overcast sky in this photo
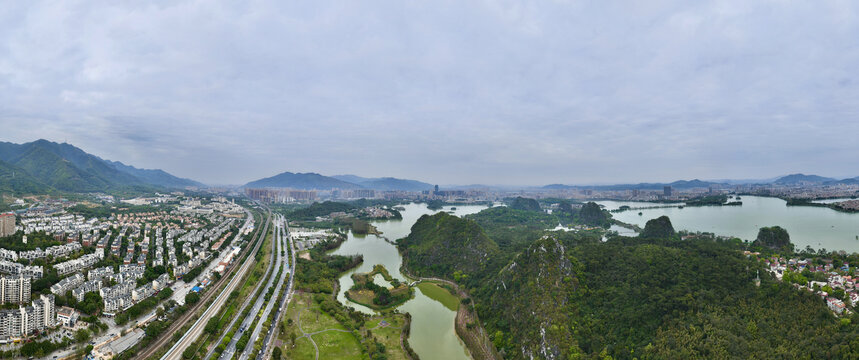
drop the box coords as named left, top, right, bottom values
left=1, top=1, right=859, bottom=186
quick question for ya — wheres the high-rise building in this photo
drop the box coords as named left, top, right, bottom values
left=0, top=294, right=54, bottom=341
left=0, top=276, right=31, bottom=304
left=0, top=214, right=15, bottom=238
left=663, top=186, right=673, bottom=197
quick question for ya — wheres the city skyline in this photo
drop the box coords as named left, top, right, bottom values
left=2, top=2, right=859, bottom=185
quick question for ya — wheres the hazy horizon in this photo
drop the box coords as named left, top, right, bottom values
left=2, top=2, right=859, bottom=185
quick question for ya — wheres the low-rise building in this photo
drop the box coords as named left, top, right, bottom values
left=88, top=266, right=114, bottom=281
left=72, top=280, right=103, bottom=302
left=56, top=306, right=79, bottom=328
left=0, top=260, right=43, bottom=279
left=54, top=252, right=102, bottom=275
left=50, top=273, right=85, bottom=296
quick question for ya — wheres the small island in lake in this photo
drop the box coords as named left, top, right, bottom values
left=346, top=264, right=413, bottom=309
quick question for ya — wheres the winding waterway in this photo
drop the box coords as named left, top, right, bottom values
left=329, top=203, right=490, bottom=360
left=601, top=196, right=859, bottom=253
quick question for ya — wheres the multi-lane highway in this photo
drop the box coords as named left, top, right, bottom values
left=148, top=206, right=271, bottom=360
left=259, top=218, right=297, bottom=359
left=220, top=214, right=290, bottom=360
left=240, top=215, right=290, bottom=360
left=203, top=215, right=280, bottom=360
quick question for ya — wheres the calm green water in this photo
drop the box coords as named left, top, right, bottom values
left=603, top=196, right=859, bottom=252
left=329, top=203, right=489, bottom=360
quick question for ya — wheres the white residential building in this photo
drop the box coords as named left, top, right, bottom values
left=0, top=276, right=31, bottom=304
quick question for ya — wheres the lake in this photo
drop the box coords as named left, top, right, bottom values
left=329, top=203, right=490, bottom=360
left=602, top=196, right=859, bottom=252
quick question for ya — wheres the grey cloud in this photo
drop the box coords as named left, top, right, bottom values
left=1, top=1, right=858, bottom=185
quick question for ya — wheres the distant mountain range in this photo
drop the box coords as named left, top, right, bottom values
left=249, top=171, right=859, bottom=193
left=543, top=179, right=726, bottom=191
left=331, top=175, right=434, bottom=191
left=0, top=139, right=203, bottom=194
left=244, top=172, right=362, bottom=190
left=244, top=172, right=434, bottom=191
left=543, top=173, right=859, bottom=191
left=772, top=173, right=836, bottom=185
left=4, top=140, right=857, bottom=197
left=104, top=160, right=205, bottom=188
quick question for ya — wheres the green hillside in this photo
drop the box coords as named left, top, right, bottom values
left=398, top=212, right=502, bottom=281
left=576, top=202, right=611, bottom=228
left=639, top=215, right=676, bottom=238
left=478, top=236, right=586, bottom=358
left=0, top=139, right=199, bottom=194
left=465, top=206, right=559, bottom=250
left=10, top=143, right=133, bottom=192
left=399, top=213, right=859, bottom=359
left=106, top=160, right=204, bottom=188
left=0, top=160, right=53, bottom=194
left=508, top=197, right=541, bottom=211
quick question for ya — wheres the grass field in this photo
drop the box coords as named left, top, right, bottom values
left=367, top=315, right=409, bottom=360
left=279, top=292, right=362, bottom=360
left=285, top=337, right=316, bottom=360
left=297, top=303, right=346, bottom=333
left=278, top=291, right=414, bottom=360
left=417, top=282, right=459, bottom=311
left=315, top=331, right=363, bottom=359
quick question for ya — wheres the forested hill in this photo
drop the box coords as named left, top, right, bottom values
left=399, top=211, right=859, bottom=359
left=484, top=235, right=859, bottom=358
left=0, top=139, right=203, bottom=194
left=465, top=206, right=559, bottom=250
left=508, top=196, right=541, bottom=211
left=0, top=160, right=52, bottom=194
left=397, top=212, right=501, bottom=281
left=479, top=235, right=586, bottom=359
left=105, top=160, right=204, bottom=188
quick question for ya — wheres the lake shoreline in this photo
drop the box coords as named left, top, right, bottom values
left=602, top=196, right=859, bottom=253
left=327, top=203, right=490, bottom=360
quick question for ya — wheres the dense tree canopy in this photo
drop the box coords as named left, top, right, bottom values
left=288, top=201, right=356, bottom=220
left=396, top=207, right=859, bottom=359
left=398, top=212, right=502, bottom=286
left=639, top=215, right=676, bottom=239
left=577, top=202, right=611, bottom=228
left=508, top=197, right=541, bottom=212
left=466, top=206, right=560, bottom=251
left=754, top=226, right=793, bottom=251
